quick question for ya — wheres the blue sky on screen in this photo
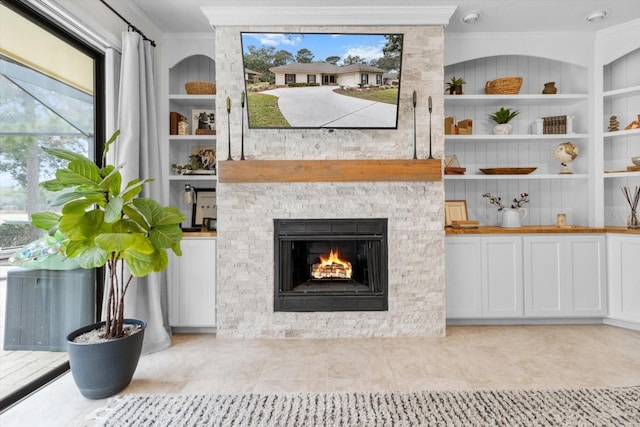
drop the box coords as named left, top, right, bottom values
left=241, top=33, right=390, bottom=64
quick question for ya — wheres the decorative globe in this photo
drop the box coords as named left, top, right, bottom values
left=554, top=142, right=579, bottom=174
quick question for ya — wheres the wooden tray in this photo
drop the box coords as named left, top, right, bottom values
left=445, top=167, right=466, bottom=175
left=479, top=167, right=537, bottom=175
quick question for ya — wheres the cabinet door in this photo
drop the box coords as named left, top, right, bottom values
left=607, top=235, right=640, bottom=322
left=481, top=236, right=523, bottom=317
left=169, top=238, right=216, bottom=327
left=565, top=235, right=606, bottom=316
left=523, top=236, right=563, bottom=316
left=446, top=237, right=482, bottom=318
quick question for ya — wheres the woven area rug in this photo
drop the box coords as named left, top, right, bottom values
left=88, top=386, right=640, bottom=426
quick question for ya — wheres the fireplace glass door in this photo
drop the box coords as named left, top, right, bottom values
left=274, top=219, right=388, bottom=312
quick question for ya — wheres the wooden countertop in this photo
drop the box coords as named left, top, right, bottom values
left=446, top=225, right=640, bottom=235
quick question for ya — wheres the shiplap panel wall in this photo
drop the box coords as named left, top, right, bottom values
left=603, top=47, right=640, bottom=226
left=444, top=55, right=589, bottom=226
left=169, top=55, right=216, bottom=94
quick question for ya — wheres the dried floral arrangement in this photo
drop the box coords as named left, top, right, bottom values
left=483, top=192, right=529, bottom=212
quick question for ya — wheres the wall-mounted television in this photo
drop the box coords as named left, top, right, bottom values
left=240, top=32, right=403, bottom=130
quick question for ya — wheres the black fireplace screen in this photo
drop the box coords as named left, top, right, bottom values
left=274, top=219, right=388, bottom=312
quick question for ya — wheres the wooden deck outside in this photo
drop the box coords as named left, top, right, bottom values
left=0, top=268, right=69, bottom=401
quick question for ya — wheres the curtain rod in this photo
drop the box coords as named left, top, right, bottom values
left=98, top=0, right=156, bottom=47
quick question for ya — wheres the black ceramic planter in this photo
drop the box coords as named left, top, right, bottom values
left=66, top=318, right=146, bottom=400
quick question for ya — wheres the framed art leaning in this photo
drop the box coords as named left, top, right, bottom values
left=191, top=188, right=217, bottom=228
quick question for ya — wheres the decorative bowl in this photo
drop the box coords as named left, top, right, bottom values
left=632, top=157, right=640, bottom=166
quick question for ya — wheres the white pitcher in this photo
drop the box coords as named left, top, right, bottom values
left=501, top=208, right=527, bottom=228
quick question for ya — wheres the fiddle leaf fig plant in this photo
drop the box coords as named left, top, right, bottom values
left=31, top=130, right=186, bottom=339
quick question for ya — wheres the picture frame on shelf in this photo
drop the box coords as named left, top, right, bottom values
left=192, top=188, right=217, bottom=228
left=445, top=200, right=468, bottom=227
left=191, top=109, right=215, bottom=135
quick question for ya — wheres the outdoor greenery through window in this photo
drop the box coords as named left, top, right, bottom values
left=0, top=2, right=95, bottom=254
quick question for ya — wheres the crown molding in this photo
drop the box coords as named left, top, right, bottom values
left=201, top=5, right=457, bottom=27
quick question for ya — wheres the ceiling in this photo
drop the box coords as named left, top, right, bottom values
left=118, top=0, right=640, bottom=34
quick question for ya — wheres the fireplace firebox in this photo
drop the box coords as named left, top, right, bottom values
left=274, top=218, right=388, bottom=312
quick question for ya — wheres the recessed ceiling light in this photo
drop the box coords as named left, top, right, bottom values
left=586, top=10, right=607, bottom=23
left=462, top=11, right=481, bottom=25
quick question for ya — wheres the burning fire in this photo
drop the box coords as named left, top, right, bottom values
left=311, top=249, right=353, bottom=279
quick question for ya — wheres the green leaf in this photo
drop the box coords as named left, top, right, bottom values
left=55, top=158, right=102, bottom=187
left=124, top=248, right=167, bottom=277
left=121, top=178, right=153, bottom=201
left=61, top=199, right=97, bottom=215
left=149, top=224, right=183, bottom=249
left=42, top=146, right=91, bottom=163
left=95, top=233, right=153, bottom=254
left=31, top=212, right=61, bottom=230
left=40, top=179, right=66, bottom=192
left=59, top=210, right=103, bottom=240
left=133, top=198, right=163, bottom=226
left=102, top=129, right=120, bottom=159
left=48, top=190, right=105, bottom=207
left=104, top=196, right=124, bottom=223
left=74, top=245, right=109, bottom=269
left=155, top=206, right=187, bottom=226
left=122, top=205, right=149, bottom=231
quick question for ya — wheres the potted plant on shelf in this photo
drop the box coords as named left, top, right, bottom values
left=446, top=76, right=466, bottom=95
left=488, top=107, right=520, bottom=135
left=30, top=130, right=185, bottom=399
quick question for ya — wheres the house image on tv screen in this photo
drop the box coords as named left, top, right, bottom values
left=270, top=62, right=387, bottom=87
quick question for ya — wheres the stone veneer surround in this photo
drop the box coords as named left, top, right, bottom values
left=215, top=25, right=445, bottom=338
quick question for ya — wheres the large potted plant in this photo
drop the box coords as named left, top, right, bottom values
left=31, top=130, right=185, bottom=399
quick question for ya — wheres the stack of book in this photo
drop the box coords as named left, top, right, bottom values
left=543, top=115, right=567, bottom=134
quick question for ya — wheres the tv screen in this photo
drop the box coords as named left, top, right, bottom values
left=240, top=32, right=403, bottom=130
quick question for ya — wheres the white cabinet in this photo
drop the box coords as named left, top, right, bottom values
left=446, top=237, right=482, bottom=318
left=481, top=236, right=523, bottom=317
left=607, top=234, right=640, bottom=324
left=169, top=237, right=216, bottom=328
left=447, top=233, right=606, bottom=321
left=446, top=235, right=522, bottom=318
left=444, top=55, right=590, bottom=226
left=523, top=235, right=606, bottom=317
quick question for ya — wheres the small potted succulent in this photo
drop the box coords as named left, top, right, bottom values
left=446, top=76, right=466, bottom=95
left=30, top=130, right=186, bottom=399
left=488, top=107, right=520, bottom=135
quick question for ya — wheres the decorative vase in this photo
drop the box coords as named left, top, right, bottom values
left=493, top=123, right=513, bottom=135
left=628, top=210, right=640, bottom=229
left=542, top=82, right=557, bottom=94
left=67, top=318, right=146, bottom=399
left=449, top=85, right=463, bottom=95
left=501, top=208, right=527, bottom=228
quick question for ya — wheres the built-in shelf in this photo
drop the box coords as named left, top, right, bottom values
left=603, top=85, right=640, bottom=100
left=169, top=135, right=217, bottom=141
left=603, top=172, right=640, bottom=179
left=444, top=94, right=588, bottom=106
left=169, top=94, right=216, bottom=108
left=603, top=128, right=640, bottom=138
left=445, top=174, right=589, bottom=180
left=218, top=159, right=442, bottom=183
left=445, top=133, right=588, bottom=141
left=169, top=175, right=217, bottom=181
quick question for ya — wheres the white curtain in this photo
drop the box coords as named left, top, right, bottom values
left=110, top=31, right=171, bottom=353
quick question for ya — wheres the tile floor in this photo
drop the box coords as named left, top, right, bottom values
left=1, top=324, right=640, bottom=426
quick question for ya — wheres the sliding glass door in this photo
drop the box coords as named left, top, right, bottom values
left=0, top=0, right=104, bottom=409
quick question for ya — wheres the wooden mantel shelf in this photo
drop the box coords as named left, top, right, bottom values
left=218, top=159, right=442, bottom=183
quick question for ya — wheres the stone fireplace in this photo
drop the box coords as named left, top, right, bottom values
left=212, top=24, right=446, bottom=338
left=274, top=218, right=388, bottom=312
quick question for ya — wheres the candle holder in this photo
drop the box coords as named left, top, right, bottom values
left=226, top=96, right=232, bottom=161
left=412, top=91, right=417, bottom=160
left=240, top=91, right=245, bottom=160
left=427, top=95, right=434, bottom=160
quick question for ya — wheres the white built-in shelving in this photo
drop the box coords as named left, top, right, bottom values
left=444, top=55, right=590, bottom=227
